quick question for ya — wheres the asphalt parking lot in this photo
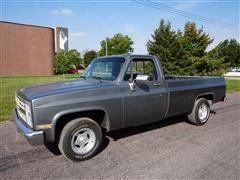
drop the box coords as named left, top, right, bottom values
left=0, top=93, right=239, bottom=180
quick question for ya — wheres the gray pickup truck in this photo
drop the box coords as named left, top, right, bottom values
left=13, top=54, right=226, bottom=161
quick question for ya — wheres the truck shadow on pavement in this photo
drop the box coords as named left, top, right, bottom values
left=106, top=114, right=187, bottom=141
left=107, top=110, right=217, bottom=141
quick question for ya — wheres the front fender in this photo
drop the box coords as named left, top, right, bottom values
left=45, top=107, right=110, bottom=143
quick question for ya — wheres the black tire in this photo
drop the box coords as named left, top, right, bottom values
left=187, top=98, right=211, bottom=126
left=58, top=117, right=102, bottom=162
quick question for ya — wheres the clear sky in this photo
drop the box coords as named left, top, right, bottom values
left=1, top=0, right=239, bottom=55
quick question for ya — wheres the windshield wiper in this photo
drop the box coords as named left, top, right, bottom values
left=90, top=76, right=102, bottom=82
left=80, top=75, right=86, bottom=79
left=80, top=75, right=102, bottom=82
left=91, top=76, right=102, bottom=79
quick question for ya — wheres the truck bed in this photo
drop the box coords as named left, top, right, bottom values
left=166, top=76, right=225, bottom=87
left=165, top=76, right=226, bottom=118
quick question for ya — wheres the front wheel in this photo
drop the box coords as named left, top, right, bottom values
left=187, top=98, right=211, bottom=126
left=58, top=118, right=102, bottom=161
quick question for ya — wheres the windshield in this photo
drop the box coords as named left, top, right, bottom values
left=82, top=57, right=125, bottom=81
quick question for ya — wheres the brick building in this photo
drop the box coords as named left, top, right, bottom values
left=0, top=21, right=57, bottom=76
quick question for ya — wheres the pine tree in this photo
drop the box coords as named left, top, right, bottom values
left=147, top=20, right=222, bottom=75
left=147, top=19, right=183, bottom=75
left=182, top=22, right=213, bottom=57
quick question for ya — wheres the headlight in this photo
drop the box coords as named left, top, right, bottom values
left=25, top=103, right=33, bottom=128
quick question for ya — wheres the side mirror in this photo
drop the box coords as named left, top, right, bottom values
left=135, top=75, right=150, bottom=81
left=128, top=75, right=150, bottom=92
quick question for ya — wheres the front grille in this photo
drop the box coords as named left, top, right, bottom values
left=15, top=95, right=27, bottom=124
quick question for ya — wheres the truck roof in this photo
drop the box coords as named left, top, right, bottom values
left=96, top=54, right=155, bottom=59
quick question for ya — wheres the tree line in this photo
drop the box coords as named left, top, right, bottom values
left=54, top=19, right=240, bottom=75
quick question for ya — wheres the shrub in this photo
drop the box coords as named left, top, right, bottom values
left=54, top=49, right=82, bottom=74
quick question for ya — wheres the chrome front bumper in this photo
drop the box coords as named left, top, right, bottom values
left=13, top=108, right=44, bottom=146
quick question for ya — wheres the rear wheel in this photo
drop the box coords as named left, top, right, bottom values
left=187, top=98, right=210, bottom=126
left=58, top=117, right=102, bottom=161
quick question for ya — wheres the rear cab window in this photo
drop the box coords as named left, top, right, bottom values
left=124, top=58, right=158, bottom=81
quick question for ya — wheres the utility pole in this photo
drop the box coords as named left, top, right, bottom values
left=105, top=38, right=108, bottom=56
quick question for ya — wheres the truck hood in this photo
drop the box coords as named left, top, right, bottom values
left=17, top=79, right=113, bottom=100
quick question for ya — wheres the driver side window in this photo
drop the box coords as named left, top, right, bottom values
left=124, top=59, right=158, bottom=81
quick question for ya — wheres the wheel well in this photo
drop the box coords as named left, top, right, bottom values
left=55, top=110, right=107, bottom=141
left=197, top=94, right=214, bottom=103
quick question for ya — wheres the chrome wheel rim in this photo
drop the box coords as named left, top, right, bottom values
left=198, top=103, right=209, bottom=122
left=71, top=128, right=96, bottom=155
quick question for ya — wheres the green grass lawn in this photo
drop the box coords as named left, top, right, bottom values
left=224, top=76, right=240, bottom=78
left=0, top=74, right=79, bottom=122
left=0, top=76, right=239, bottom=122
left=226, top=79, right=240, bottom=93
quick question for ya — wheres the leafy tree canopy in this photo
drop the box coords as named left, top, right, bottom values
left=209, top=39, right=240, bottom=67
left=98, top=33, right=134, bottom=56
left=83, top=50, right=98, bottom=67
left=186, top=55, right=227, bottom=76
left=54, top=49, right=82, bottom=74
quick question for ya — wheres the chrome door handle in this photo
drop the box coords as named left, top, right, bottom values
left=153, top=83, right=161, bottom=87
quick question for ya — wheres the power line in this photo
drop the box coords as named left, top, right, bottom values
left=147, top=0, right=233, bottom=26
left=132, top=0, right=237, bottom=29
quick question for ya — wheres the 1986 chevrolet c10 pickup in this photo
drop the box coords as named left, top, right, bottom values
left=13, top=54, right=226, bottom=161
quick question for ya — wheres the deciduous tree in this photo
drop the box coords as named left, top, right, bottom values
left=98, top=33, right=134, bottom=56
left=54, top=49, right=82, bottom=74
left=209, top=39, right=240, bottom=67
left=83, top=50, right=97, bottom=67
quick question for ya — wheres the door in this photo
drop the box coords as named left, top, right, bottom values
left=121, top=58, right=168, bottom=127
